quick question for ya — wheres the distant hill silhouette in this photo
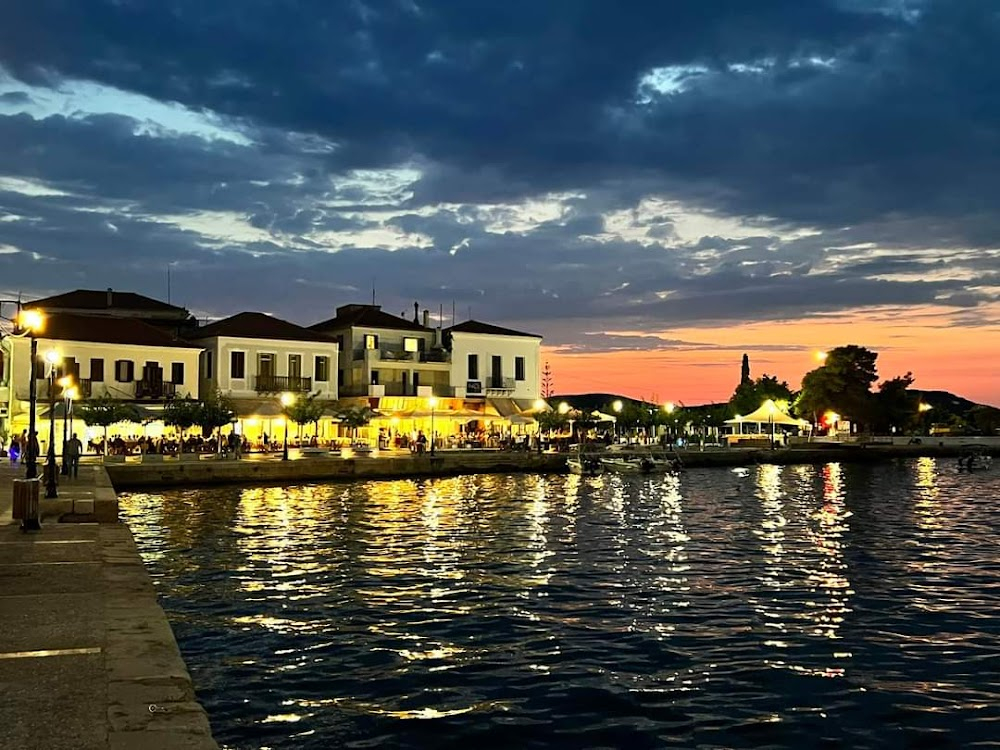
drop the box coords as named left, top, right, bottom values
left=912, top=390, right=982, bottom=416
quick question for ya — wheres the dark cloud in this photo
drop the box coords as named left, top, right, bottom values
left=0, top=0, right=997, bottom=351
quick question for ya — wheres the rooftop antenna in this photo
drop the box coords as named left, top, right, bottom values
left=166, top=264, right=172, bottom=304
left=372, top=279, right=376, bottom=306
left=452, top=300, right=456, bottom=328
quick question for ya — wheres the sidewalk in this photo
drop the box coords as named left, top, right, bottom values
left=0, top=464, right=218, bottom=749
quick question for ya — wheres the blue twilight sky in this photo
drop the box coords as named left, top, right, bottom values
left=0, top=1, right=998, bottom=401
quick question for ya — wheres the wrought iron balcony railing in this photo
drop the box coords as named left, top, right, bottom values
left=254, top=375, right=312, bottom=393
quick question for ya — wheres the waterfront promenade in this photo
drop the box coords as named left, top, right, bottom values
left=100, top=440, right=997, bottom=490
left=0, top=464, right=218, bottom=750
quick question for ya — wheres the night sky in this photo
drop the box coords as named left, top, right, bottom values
left=1, top=1, right=997, bottom=405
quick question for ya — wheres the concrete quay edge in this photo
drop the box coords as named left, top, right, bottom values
left=0, top=464, right=219, bottom=750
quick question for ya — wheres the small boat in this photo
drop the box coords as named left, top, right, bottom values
left=957, top=446, right=993, bottom=471
left=601, top=455, right=680, bottom=474
left=568, top=455, right=604, bottom=475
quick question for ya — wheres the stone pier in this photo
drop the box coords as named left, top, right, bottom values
left=0, top=463, right=218, bottom=750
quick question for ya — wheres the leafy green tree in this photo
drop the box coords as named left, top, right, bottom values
left=163, top=397, right=201, bottom=451
left=872, top=373, right=918, bottom=433
left=196, top=391, right=237, bottom=447
left=338, top=406, right=376, bottom=441
left=535, top=410, right=568, bottom=434
left=730, top=374, right=794, bottom=417
left=968, top=405, right=1000, bottom=435
left=796, top=345, right=879, bottom=429
left=285, top=393, right=326, bottom=439
left=76, top=395, right=134, bottom=454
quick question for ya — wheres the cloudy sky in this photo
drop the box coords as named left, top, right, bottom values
left=1, top=1, right=998, bottom=405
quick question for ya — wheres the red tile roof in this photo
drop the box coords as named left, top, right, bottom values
left=445, top=320, right=541, bottom=338
left=34, top=313, right=200, bottom=348
left=190, top=312, right=336, bottom=343
left=310, top=304, right=431, bottom=333
left=26, top=289, right=189, bottom=315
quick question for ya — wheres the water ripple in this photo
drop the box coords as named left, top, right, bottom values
left=120, top=460, right=1000, bottom=749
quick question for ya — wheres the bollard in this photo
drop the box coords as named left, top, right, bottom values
left=13, top=478, right=42, bottom=531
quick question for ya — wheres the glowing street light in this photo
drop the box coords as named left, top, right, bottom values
left=58, top=376, right=76, bottom=476
left=280, top=392, right=295, bottom=460
left=918, top=403, right=933, bottom=413
left=558, top=402, right=570, bottom=415
left=612, top=399, right=623, bottom=443
left=533, top=398, right=546, bottom=411
left=16, top=310, right=45, bottom=484
left=816, top=351, right=828, bottom=363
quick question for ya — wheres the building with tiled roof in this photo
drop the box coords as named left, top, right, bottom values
left=186, top=312, right=340, bottom=423
left=25, top=288, right=197, bottom=335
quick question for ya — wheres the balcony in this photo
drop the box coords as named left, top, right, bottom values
left=135, top=380, right=177, bottom=400
left=486, top=376, right=516, bottom=392
left=352, top=347, right=451, bottom=366
left=254, top=375, right=312, bottom=393
left=339, top=383, right=454, bottom=398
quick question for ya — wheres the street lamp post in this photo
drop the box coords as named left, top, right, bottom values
left=429, top=396, right=438, bottom=456
left=663, top=401, right=675, bottom=446
left=17, top=310, right=45, bottom=480
left=280, top=392, right=295, bottom=460
left=59, top=377, right=75, bottom=475
left=43, top=350, right=61, bottom=498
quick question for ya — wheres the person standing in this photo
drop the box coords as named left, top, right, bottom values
left=65, top=433, right=83, bottom=478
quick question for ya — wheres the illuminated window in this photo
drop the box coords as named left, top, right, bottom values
left=364, top=334, right=378, bottom=350
left=404, top=337, right=419, bottom=352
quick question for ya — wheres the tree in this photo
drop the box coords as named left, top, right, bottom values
left=338, top=406, right=375, bottom=442
left=969, top=405, right=1000, bottom=435
left=536, top=409, right=568, bottom=434
left=796, top=345, right=879, bottom=429
left=541, top=362, right=554, bottom=398
left=741, top=353, right=750, bottom=385
left=75, top=395, right=132, bottom=454
left=196, top=391, right=237, bottom=448
left=163, top=397, right=201, bottom=451
left=729, top=374, right=794, bottom=417
left=873, top=373, right=918, bottom=433
left=285, top=393, right=325, bottom=439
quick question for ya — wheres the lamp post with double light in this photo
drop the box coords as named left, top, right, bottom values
left=16, top=310, right=45, bottom=480
left=43, top=349, right=61, bottom=498
left=663, top=401, right=676, bottom=446
left=612, top=399, right=623, bottom=444
left=280, top=392, right=295, bottom=460
left=429, top=396, right=438, bottom=455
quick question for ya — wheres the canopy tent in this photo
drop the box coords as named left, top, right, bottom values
left=725, top=400, right=810, bottom=428
left=590, top=410, right=617, bottom=423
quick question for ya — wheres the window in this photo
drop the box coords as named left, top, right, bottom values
left=315, top=356, right=329, bottom=381
left=468, top=354, right=479, bottom=380
left=371, top=370, right=379, bottom=385
left=90, top=358, right=104, bottom=382
left=171, top=362, right=184, bottom=384
left=515, top=356, right=525, bottom=381
left=114, top=360, right=134, bottom=383
left=231, top=351, right=245, bottom=379
left=364, top=334, right=378, bottom=350
left=491, top=355, right=502, bottom=384
left=204, top=351, right=213, bottom=379
left=404, top=337, right=419, bottom=352
left=288, top=354, right=302, bottom=378
left=338, top=368, right=344, bottom=387
left=258, top=353, right=275, bottom=377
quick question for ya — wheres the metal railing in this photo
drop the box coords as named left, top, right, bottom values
left=487, top=376, right=516, bottom=390
left=135, top=380, right=177, bottom=399
left=254, top=374, right=312, bottom=393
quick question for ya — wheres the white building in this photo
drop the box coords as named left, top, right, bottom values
left=0, top=312, right=202, bottom=448
left=187, top=312, right=340, bottom=443
left=444, top=320, right=543, bottom=404
left=309, top=304, right=449, bottom=398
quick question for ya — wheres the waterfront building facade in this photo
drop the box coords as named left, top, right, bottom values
left=0, top=313, right=202, bottom=451
left=187, top=312, right=340, bottom=445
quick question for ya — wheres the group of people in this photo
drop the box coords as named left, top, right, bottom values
left=6, top=430, right=84, bottom=477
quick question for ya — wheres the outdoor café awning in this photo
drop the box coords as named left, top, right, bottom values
left=725, top=400, right=810, bottom=428
left=487, top=398, right=520, bottom=418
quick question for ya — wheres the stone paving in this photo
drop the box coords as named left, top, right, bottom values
left=0, top=463, right=218, bottom=750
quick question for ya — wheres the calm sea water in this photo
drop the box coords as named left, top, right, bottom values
left=119, top=459, right=1000, bottom=750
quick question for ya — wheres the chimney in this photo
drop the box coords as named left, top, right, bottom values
left=413, top=301, right=419, bottom=323
left=106, top=288, right=113, bottom=307
left=422, top=310, right=430, bottom=328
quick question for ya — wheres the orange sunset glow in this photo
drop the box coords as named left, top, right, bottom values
left=547, top=303, right=1000, bottom=407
